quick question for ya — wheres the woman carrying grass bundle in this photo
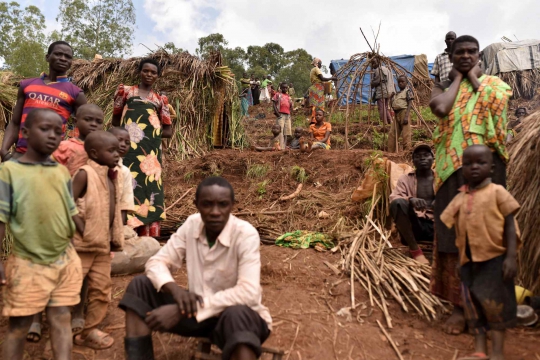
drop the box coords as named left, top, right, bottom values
left=112, top=58, right=172, bottom=237
left=429, top=35, right=512, bottom=336
left=308, top=58, right=336, bottom=124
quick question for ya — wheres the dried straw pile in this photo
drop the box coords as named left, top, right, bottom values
left=508, top=110, right=540, bottom=293
left=69, top=51, right=247, bottom=159
left=0, top=71, right=21, bottom=130
left=499, top=69, right=540, bottom=100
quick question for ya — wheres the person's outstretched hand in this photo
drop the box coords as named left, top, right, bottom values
left=172, top=288, right=204, bottom=319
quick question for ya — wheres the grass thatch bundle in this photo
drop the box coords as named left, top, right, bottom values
left=499, top=69, right=540, bottom=100
left=0, top=71, right=21, bottom=130
left=69, top=51, right=247, bottom=159
left=508, top=110, right=540, bottom=293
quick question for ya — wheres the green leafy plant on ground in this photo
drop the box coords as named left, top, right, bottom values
left=372, top=129, right=387, bottom=150
left=247, top=162, right=271, bottom=179
left=291, top=165, right=308, bottom=183
left=256, top=180, right=269, bottom=198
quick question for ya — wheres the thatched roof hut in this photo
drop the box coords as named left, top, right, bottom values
left=68, top=51, right=247, bottom=159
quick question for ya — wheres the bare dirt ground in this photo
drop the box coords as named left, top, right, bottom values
left=2, top=100, right=540, bottom=359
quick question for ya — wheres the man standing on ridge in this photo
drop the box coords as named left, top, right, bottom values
left=431, top=32, right=456, bottom=83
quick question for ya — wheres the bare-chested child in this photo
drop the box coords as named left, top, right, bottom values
left=0, top=108, right=82, bottom=360
left=253, top=124, right=282, bottom=151
left=288, top=127, right=310, bottom=152
left=71, top=131, right=125, bottom=350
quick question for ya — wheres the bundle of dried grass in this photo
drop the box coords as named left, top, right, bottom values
left=0, top=71, right=21, bottom=130
left=499, top=69, right=540, bottom=100
left=508, top=110, right=540, bottom=293
left=337, top=195, right=448, bottom=325
left=69, top=50, right=247, bottom=159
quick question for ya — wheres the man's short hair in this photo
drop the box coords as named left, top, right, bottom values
left=451, top=35, right=480, bottom=54
left=195, top=176, right=235, bottom=203
left=138, top=58, right=162, bottom=76
left=47, top=41, right=72, bottom=55
left=398, top=74, right=407, bottom=80
left=25, top=108, right=60, bottom=129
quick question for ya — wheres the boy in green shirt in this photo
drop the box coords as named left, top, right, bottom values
left=0, top=108, right=82, bottom=360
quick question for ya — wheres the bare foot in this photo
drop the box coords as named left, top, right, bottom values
left=414, top=254, right=430, bottom=265
left=444, top=307, right=466, bottom=335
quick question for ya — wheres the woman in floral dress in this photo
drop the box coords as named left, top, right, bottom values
left=112, top=58, right=172, bottom=237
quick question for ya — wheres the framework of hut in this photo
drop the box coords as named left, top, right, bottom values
left=330, top=30, right=432, bottom=150
left=69, top=50, right=248, bottom=159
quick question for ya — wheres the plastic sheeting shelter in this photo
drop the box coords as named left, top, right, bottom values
left=330, top=55, right=428, bottom=105
left=481, top=39, right=540, bottom=75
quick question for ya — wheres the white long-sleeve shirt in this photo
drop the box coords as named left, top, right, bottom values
left=145, top=213, right=272, bottom=328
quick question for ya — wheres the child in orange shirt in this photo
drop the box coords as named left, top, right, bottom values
left=309, top=109, right=331, bottom=150
left=441, top=145, right=520, bottom=360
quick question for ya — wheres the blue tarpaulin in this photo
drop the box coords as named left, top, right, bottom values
left=330, top=55, right=433, bottom=105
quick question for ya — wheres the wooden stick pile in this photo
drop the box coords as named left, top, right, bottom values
left=337, top=196, right=448, bottom=326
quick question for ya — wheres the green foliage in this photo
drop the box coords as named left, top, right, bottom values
left=162, top=42, right=185, bottom=54
left=0, top=1, right=47, bottom=76
left=56, top=0, right=136, bottom=60
left=290, top=165, right=308, bottom=183
left=196, top=33, right=228, bottom=58
left=256, top=180, right=269, bottom=198
left=183, top=171, right=194, bottom=182
left=372, top=129, right=386, bottom=150
left=246, top=163, right=270, bottom=179
left=412, top=128, right=428, bottom=142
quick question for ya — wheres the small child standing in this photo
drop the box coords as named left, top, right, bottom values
left=0, top=109, right=82, bottom=360
left=388, top=75, right=412, bottom=153
left=52, top=104, right=104, bottom=175
left=108, top=127, right=135, bottom=224
left=253, top=124, right=282, bottom=152
left=441, top=145, right=520, bottom=360
left=71, top=131, right=124, bottom=350
left=273, top=83, right=293, bottom=148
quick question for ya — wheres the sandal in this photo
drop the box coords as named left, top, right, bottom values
left=26, top=322, right=42, bottom=343
left=71, top=318, right=85, bottom=336
left=458, top=352, right=489, bottom=360
left=74, top=329, right=114, bottom=350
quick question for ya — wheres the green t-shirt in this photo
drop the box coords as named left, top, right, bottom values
left=0, top=160, right=78, bottom=264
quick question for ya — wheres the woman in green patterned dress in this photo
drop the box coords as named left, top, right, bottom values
left=112, top=58, right=172, bottom=237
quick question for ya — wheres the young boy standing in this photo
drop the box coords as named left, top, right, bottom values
left=109, top=127, right=135, bottom=224
left=0, top=108, right=82, bottom=360
left=441, top=145, right=520, bottom=360
left=273, top=83, right=293, bottom=149
left=52, top=104, right=104, bottom=175
left=71, top=131, right=124, bottom=350
left=388, top=75, right=412, bottom=153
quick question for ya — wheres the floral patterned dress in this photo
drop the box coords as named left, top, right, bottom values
left=113, top=85, right=171, bottom=228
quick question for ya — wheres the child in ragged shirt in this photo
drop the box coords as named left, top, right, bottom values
left=441, top=145, right=520, bottom=360
left=52, top=104, right=104, bottom=176
left=388, top=75, right=412, bottom=152
left=108, top=127, right=135, bottom=224
left=273, top=83, right=293, bottom=148
left=71, top=131, right=124, bottom=350
left=0, top=109, right=82, bottom=360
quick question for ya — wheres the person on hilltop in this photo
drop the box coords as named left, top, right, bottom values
left=112, top=58, right=172, bottom=238
left=240, top=73, right=253, bottom=107
left=119, top=177, right=272, bottom=360
left=260, top=75, right=273, bottom=103
left=389, top=145, right=435, bottom=265
left=0, top=41, right=87, bottom=162
left=371, top=58, right=395, bottom=125
left=273, top=83, right=293, bottom=148
left=388, top=75, right=413, bottom=152
left=431, top=31, right=457, bottom=83
left=308, top=58, right=336, bottom=124
left=429, top=35, right=512, bottom=335
left=250, top=74, right=260, bottom=106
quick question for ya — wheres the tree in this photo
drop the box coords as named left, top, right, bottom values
left=196, top=33, right=228, bottom=59
left=246, top=43, right=285, bottom=77
left=56, top=0, right=136, bottom=60
left=162, top=42, right=185, bottom=54
left=222, top=46, right=246, bottom=81
left=0, top=2, right=47, bottom=76
left=276, top=48, right=315, bottom=96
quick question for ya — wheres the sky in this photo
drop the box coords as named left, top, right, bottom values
left=20, top=0, right=540, bottom=65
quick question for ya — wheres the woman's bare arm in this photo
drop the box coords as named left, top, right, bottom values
left=429, top=71, right=463, bottom=118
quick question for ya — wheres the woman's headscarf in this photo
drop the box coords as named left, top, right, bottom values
left=312, top=57, right=322, bottom=67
